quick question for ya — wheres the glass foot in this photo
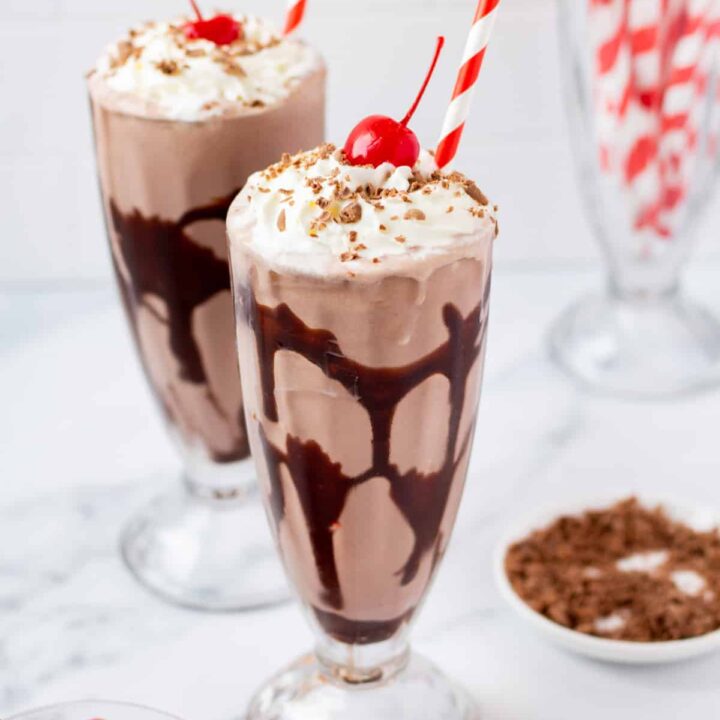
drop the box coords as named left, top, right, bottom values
left=121, top=480, right=289, bottom=611
left=246, top=652, right=478, bottom=720
left=549, top=292, right=720, bottom=398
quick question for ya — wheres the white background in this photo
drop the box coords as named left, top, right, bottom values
left=1, top=2, right=720, bottom=719
left=1, top=0, right=719, bottom=284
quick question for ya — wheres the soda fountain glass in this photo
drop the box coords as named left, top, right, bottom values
left=88, top=104, right=294, bottom=612
left=87, top=48, right=327, bottom=610
left=228, top=185, right=495, bottom=719
left=549, top=0, right=720, bottom=397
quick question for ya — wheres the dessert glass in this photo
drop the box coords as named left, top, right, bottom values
left=228, top=185, right=494, bottom=719
left=88, top=36, right=325, bottom=610
left=549, top=0, right=720, bottom=396
left=8, top=701, right=182, bottom=720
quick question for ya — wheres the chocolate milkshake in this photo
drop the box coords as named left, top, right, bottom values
left=89, top=12, right=325, bottom=473
left=228, top=144, right=497, bottom=645
left=88, top=11, right=325, bottom=610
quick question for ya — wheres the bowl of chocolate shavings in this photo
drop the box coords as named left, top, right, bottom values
left=494, top=495, right=720, bottom=664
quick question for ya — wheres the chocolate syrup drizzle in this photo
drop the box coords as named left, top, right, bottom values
left=245, top=280, right=490, bottom=643
left=109, top=191, right=249, bottom=462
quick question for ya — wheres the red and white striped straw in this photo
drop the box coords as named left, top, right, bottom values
left=435, top=0, right=501, bottom=168
left=284, top=0, right=307, bottom=36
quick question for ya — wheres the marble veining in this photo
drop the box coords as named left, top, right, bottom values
left=1, top=267, right=720, bottom=719
left=0, top=485, right=188, bottom=710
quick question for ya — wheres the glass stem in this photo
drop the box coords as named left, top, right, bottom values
left=175, top=447, right=257, bottom=499
left=607, top=256, right=684, bottom=305
left=316, top=633, right=411, bottom=685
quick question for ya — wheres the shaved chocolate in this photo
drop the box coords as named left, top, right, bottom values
left=155, top=59, right=184, bottom=75
left=111, top=40, right=135, bottom=69
left=219, top=58, right=246, bottom=78
left=340, top=201, right=362, bottom=224
left=259, top=144, right=493, bottom=210
left=465, top=182, right=489, bottom=206
left=506, top=498, right=720, bottom=642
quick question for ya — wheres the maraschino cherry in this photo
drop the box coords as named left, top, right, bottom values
left=184, top=0, right=242, bottom=45
left=344, top=36, right=444, bottom=168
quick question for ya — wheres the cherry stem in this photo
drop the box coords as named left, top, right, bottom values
left=401, top=36, right=445, bottom=127
left=189, top=0, right=203, bottom=21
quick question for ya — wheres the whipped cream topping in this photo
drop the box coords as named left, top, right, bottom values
left=231, top=144, right=498, bottom=272
left=92, top=14, right=319, bottom=120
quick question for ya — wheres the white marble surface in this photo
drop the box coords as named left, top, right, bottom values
left=2, top=265, right=720, bottom=719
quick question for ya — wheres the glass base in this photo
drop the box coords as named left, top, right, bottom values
left=549, top=292, right=720, bottom=398
left=246, top=652, right=478, bottom=720
left=121, top=479, right=289, bottom=611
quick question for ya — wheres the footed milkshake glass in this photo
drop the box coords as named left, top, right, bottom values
left=550, top=0, right=720, bottom=396
left=228, top=189, right=495, bottom=719
left=88, top=55, right=325, bottom=610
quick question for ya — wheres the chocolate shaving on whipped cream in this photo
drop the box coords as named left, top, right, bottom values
left=235, top=143, right=499, bottom=269
left=92, top=14, right=320, bottom=120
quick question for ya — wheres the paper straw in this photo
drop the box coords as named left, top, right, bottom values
left=284, top=0, right=308, bottom=36
left=435, top=0, right=501, bottom=168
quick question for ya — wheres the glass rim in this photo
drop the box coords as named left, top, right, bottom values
left=7, top=700, right=184, bottom=720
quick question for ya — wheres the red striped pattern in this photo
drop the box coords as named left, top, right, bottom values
left=283, top=0, right=307, bottom=35
left=625, top=135, right=657, bottom=183
left=450, top=47, right=487, bottom=100
left=473, top=0, right=501, bottom=23
left=655, top=5, right=709, bottom=224
left=436, top=125, right=465, bottom=171
left=598, top=17, right=626, bottom=73
left=436, top=0, right=500, bottom=168
left=592, top=0, right=718, bottom=239
left=631, top=25, right=659, bottom=54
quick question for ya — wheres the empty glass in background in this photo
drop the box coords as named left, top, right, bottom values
left=550, top=0, right=720, bottom=397
left=7, top=701, right=182, bottom=720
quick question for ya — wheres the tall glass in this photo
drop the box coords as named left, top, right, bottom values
left=88, top=54, right=325, bottom=610
left=228, top=188, right=495, bottom=718
left=550, top=0, right=720, bottom=396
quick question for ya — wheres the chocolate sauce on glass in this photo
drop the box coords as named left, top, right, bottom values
left=244, top=281, right=490, bottom=643
left=109, top=191, right=249, bottom=462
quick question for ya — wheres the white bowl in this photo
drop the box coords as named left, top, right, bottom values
left=493, top=493, right=720, bottom=664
